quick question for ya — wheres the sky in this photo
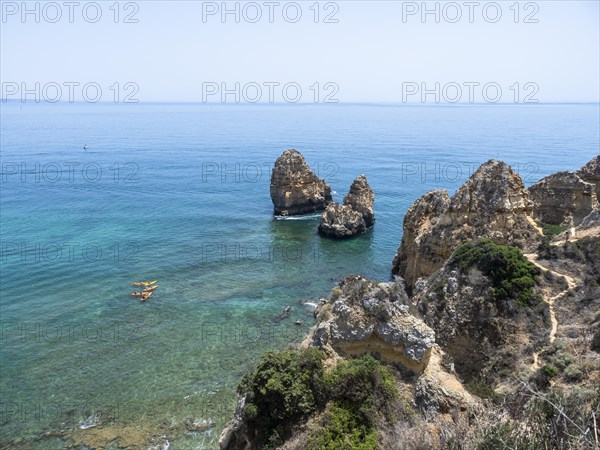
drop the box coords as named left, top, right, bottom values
left=1, top=1, right=599, bottom=103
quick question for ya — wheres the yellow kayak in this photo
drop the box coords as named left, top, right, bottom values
left=131, top=292, right=144, bottom=297
left=142, top=285, right=158, bottom=292
left=132, top=280, right=157, bottom=287
left=140, top=291, right=153, bottom=302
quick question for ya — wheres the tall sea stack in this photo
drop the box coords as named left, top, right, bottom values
left=270, top=149, right=332, bottom=215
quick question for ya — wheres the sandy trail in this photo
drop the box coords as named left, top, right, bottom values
left=524, top=253, right=578, bottom=370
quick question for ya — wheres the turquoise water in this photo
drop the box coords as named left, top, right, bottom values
left=1, top=103, right=598, bottom=449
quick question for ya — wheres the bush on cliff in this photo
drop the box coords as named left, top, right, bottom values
left=237, top=349, right=398, bottom=449
left=238, top=347, right=325, bottom=447
left=307, top=402, right=378, bottom=450
left=452, top=239, right=541, bottom=307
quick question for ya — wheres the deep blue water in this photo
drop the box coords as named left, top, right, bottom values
left=1, top=102, right=598, bottom=448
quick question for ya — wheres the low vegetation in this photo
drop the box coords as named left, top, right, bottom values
left=474, top=386, right=600, bottom=450
left=537, top=221, right=568, bottom=239
left=238, top=348, right=399, bottom=449
left=452, top=239, right=542, bottom=307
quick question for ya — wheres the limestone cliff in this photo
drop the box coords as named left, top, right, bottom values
left=219, top=158, right=598, bottom=450
left=413, top=240, right=551, bottom=383
left=529, top=171, right=597, bottom=226
left=392, top=160, right=541, bottom=291
left=576, top=155, right=600, bottom=200
left=307, top=275, right=434, bottom=372
left=220, top=275, right=476, bottom=450
left=270, top=149, right=332, bottom=215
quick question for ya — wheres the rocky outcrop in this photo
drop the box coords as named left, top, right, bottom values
left=219, top=274, right=476, bottom=450
left=576, top=155, right=600, bottom=200
left=270, top=149, right=332, bottom=215
left=343, top=175, right=375, bottom=227
left=578, top=206, right=600, bottom=230
left=529, top=171, right=597, bottom=226
left=413, top=240, right=550, bottom=382
left=307, top=275, right=434, bottom=372
left=317, top=203, right=366, bottom=238
left=392, top=160, right=541, bottom=291
left=318, top=175, right=374, bottom=238
left=218, top=397, right=249, bottom=450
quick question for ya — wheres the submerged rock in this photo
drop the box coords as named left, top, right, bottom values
left=529, top=171, right=597, bottom=226
left=392, top=160, right=541, bottom=291
left=318, top=175, right=375, bottom=238
left=270, top=149, right=332, bottom=215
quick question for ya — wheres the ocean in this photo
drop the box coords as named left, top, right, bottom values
left=1, top=102, right=598, bottom=449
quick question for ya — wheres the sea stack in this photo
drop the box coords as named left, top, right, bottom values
left=318, top=175, right=375, bottom=238
left=270, top=149, right=332, bottom=215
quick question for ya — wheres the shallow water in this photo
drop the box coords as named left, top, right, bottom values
left=1, top=102, right=598, bottom=448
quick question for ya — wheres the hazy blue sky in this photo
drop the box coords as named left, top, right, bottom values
left=1, top=1, right=599, bottom=103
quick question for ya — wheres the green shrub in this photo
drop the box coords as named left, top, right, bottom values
left=540, top=341, right=575, bottom=371
left=324, top=354, right=398, bottom=425
left=237, top=350, right=398, bottom=449
left=542, top=364, right=559, bottom=378
left=563, top=364, right=584, bottom=382
left=239, top=347, right=325, bottom=446
left=307, top=403, right=378, bottom=450
left=452, top=239, right=541, bottom=307
left=465, top=378, right=498, bottom=401
left=537, top=222, right=568, bottom=238
left=531, top=364, right=559, bottom=389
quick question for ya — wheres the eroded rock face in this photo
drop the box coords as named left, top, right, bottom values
left=577, top=156, right=600, bottom=200
left=218, top=396, right=250, bottom=450
left=318, top=175, right=374, bottom=238
left=270, top=149, right=332, bottom=215
left=220, top=275, right=477, bottom=450
left=529, top=171, right=597, bottom=226
left=414, top=249, right=549, bottom=383
left=579, top=207, right=600, bottom=230
left=307, top=275, right=435, bottom=372
left=391, top=190, right=450, bottom=291
left=317, top=203, right=366, bottom=238
left=392, top=160, right=541, bottom=291
left=344, top=175, right=375, bottom=227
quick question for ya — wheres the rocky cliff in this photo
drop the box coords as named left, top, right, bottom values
left=529, top=170, right=598, bottom=226
left=318, top=175, right=375, bottom=238
left=221, top=158, right=599, bottom=450
left=307, top=275, right=434, bottom=372
left=220, top=275, right=476, bottom=450
left=414, top=239, right=551, bottom=383
left=392, top=160, right=541, bottom=291
left=576, top=155, right=600, bottom=200
left=270, top=149, right=332, bottom=215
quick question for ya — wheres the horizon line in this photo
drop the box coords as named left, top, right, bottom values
left=2, top=100, right=599, bottom=106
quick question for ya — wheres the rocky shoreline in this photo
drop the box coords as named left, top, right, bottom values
left=11, top=155, right=597, bottom=450
left=221, top=155, right=600, bottom=450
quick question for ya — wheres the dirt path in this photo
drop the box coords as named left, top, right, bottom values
left=524, top=253, right=578, bottom=370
